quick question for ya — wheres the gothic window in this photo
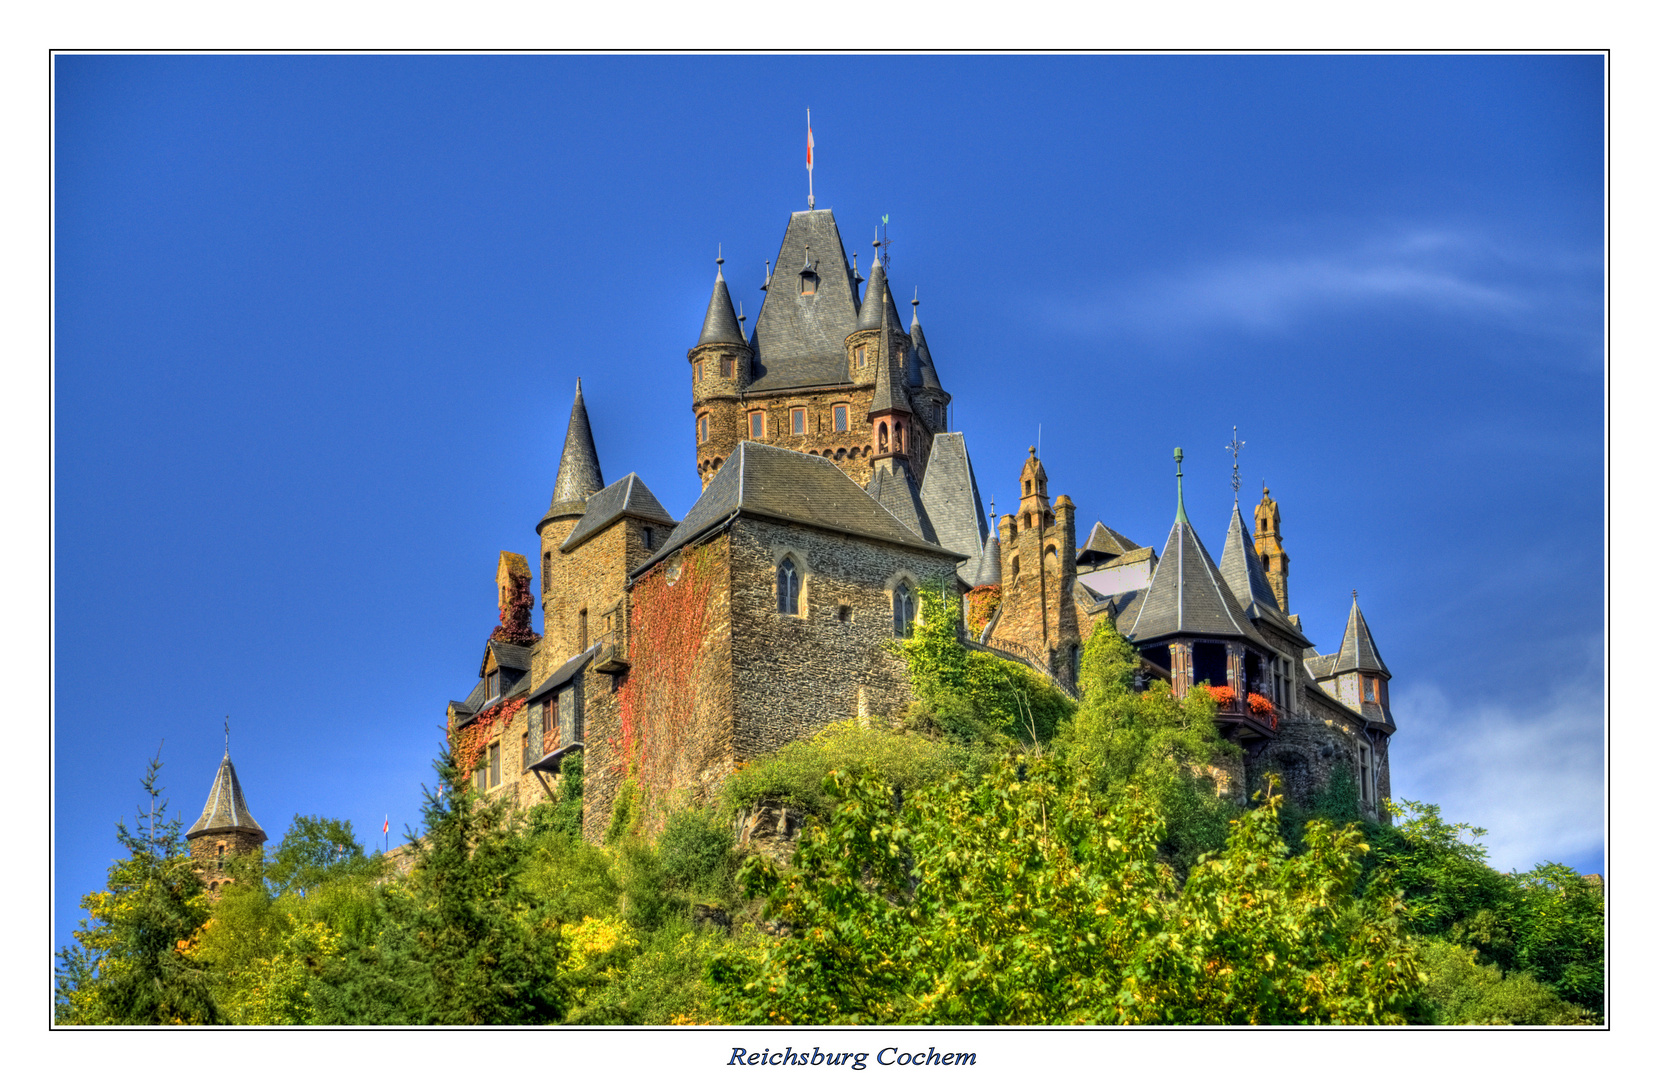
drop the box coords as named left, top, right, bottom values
left=792, top=407, right=806, bottom=435
left=895, top=423, right=904, bottom=451
left=834, top=404, right=848, bottom=432
left=698, top=414, right=709, bottom=443
left=720, top=355, right=734, bottom=378
left=778, top=557, right=800, bottom=615
left=749, top=412, right=765, bottom=439
left=878, top=422, right=889, bottom=451
left=893, top=582, right=915, bottom=638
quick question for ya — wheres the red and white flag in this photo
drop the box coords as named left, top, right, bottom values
left=806, top=123, right=814, bottom=171
left=383, top=815, right=389, bottom=836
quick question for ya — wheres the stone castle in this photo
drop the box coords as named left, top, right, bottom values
left=433, top=201, right=1400, bottom=844
left=182, top=201, right=1402, bottom=876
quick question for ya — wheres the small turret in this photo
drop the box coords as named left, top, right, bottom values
left=1254, top=485, right=1290, bottom=614
left=689, top=251, right=755, bottom=410
left=542, top=379, right=605, bottom=527
left=185, top=743, right=266, bottom=898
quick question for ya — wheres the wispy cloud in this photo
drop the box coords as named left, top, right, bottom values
left=1388, top=671, right=1605, bottom=874
left=1046, top=227, right=1598, bottom=342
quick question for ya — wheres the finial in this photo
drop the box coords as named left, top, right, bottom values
left=224, top=715, right=230, bottom=755
left=1174, top=447, right=1188, bottom=524
left=761, top=260, right=771, bottom=292
left=912, top=287, right=919, bottom=313
left=737, top=300, right=746, bottom=331
left=1029, top=445, right=1036, bottom=457
left=1352, top=589, right=1359, bottom=601
left=852, top=251, right=862, bottom=284
left=1225, top=425, right=1245, bottom=503
left=716, top=243, right=723, bottom=267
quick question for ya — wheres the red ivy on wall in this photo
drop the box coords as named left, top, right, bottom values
left=965, top=585, right=1002, bottom=637
left=453, top=697, right=526, bottom=781
left=615, top=543, right=718, bottom=833
left=490, top=573, right=541, bottom=646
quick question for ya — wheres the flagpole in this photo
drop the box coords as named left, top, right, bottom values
left=806, top=108, right=814, bottom=210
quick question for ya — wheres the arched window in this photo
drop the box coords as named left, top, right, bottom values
left=893, top=582, right=915, bottom=638
left=895, top=423, right=904, bottom=451
left=777, top=557, right=800, bottom=615
left=878, top=422, right=889, bottom=451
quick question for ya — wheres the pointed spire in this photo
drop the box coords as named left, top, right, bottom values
left=1334, top=593, right=1390, bottom=677
left=1125, top=495, right=1268, bottom=648
left=1174, top=447, right=1189, bottom=524
left=546, top=379, right=605, bottom=522
left=857, top=255, right=890, bottom=330
left=1220, top=501, right=1286, bottom=621
left=909, top=288, right=943, bottom=392
left=867, top=282, right=912, bottom=418
left=696, top=249, right=745, bottom=347
left=186, top=750, right=267, bottom=843
left=760, top=259, right=771, bottom=292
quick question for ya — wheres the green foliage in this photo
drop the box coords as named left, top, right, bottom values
left=899, top=583, right=1074, bottom=746
left=1369, top=800, right=1511, bottom=939
left=1509, top=863, right=1604, bottom=1012
left=657, top=806, right=738, bottom=903
left=264, top=815, right=370, bottom=897
left=713, top=756, right=1420, bottom=1025
left=563, top=917, right=735, bottom=1025
left=525, top=750, right=583, bottom=840
left=1412, top=939, right=1591, bottom=1025
left=1056, top=618, right=1239, bottom=874
left=605, top=774, right=639, bottom=846
left=55, top=752, right=219, bottom=1025
left=720, top=719, right=991, bottom=820
left=307, top=747, right=568, bottom=1024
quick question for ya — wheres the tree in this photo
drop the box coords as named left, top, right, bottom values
left=55, top=751, right=219, bottom=1024
left=307, top=746, right=568, bottom=1024
left=264, top=815, right=369, bottom=898
left=713, top=757, right=1421, bottom=1025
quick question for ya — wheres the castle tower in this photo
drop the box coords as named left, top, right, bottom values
left=1330, top=593, right=1394, bottom=729
left=538, top=380, right=605, bottom=660
left=862, top=279, right=936, bottom=542
left=185, top=744, right=266, bottom=898
left=994, top=448, right=1081, bottom=686
left=689, top=253, right=754, bottom=488
left=909, top=291, right=951, bottom=439
left=1253, top=486, right=1290, bottom=615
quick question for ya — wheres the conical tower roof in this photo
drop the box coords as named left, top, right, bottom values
left=185, top=753, right=267, bottom=843
left=543, top=379, right=605, bottom=525
left=910, top=298, right=943, bottom=392
left=867, top=283, right=912, bottom=417
left=1332, top=595, right=1390, bottom=677
left=856, top=257, right=896, bottom=330
left=695, top=261, right=746, bottom=347
left=971, top=531, right=1002, bottom=587
left=1219, top=503, right=1310, bottom=646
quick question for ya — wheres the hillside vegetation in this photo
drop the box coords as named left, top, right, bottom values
left=57, top=590, right=1602, bottom=1025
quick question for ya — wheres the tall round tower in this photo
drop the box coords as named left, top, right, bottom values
left=185, top=745, right=267, bottom=898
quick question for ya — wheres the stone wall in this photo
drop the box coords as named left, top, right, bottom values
left=726, top=517, right=959, bottom=761
left=1248, top=685, right=1390, bottom=823
left=188, top=831, right=263, bottom=899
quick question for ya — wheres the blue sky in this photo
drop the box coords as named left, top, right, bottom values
left=53, top=54, right=1604, bottom=947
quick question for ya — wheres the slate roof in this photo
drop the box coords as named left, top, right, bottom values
left=867, top=283, right=913, bottom=418
left=695, top=264, right=746, bottom=347
left=857, top=257, right=896, bottom=330
left=185, top=754, right=267, bottom=842
left=867, top=463, right=939, bottom=544
left=1126, top=512, right=1270, bottom=649
left=918, top=432, right=989, bottom=573
left=748, top=210, right=863, bottom=392
left=971, top=532, right=1002, bottom=586
left=527, top=644, right=603, bottom=702
left=1303, top=648, right=1336, bottom=680
left=560, top=473, right=678, bottom=553
left=1079, top=521, right=1139, bottom=562
left=542, top=379, right=605, bottom=525
left=633, top=442, right=965, bottom=579
left=480, top=640, right=534, bottom=678
left=910, top=305, right=944, bottom=392
left=1332, top=598, right=1391, bottom=677
left=1218, top=504, right=1311, bottom=647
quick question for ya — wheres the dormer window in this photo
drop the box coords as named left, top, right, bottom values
left=486, top=669, right=502, bottom=699
left=799, top=271, right=818, bottom=296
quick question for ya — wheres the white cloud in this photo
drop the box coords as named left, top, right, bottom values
left=1047, top=228, right=1592, bottom=341
left=1387, top=674, right=1605, bottom=873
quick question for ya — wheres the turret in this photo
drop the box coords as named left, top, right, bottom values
left=865, top=279, right=915, bottom=469
left=538, top=381, right=606, bottom=649
left=909, top=290, right=951, bottom=434
left=844, top=251, right=903, bottom=388
left=1254, top=485, right=1290, bottom=615
left=185, top=743, right=266, bottom=899
left=689, top=251, right=754, bottom=410
left=993, top=447, right=1081, bottom=687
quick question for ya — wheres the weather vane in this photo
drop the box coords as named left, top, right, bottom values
left=1225, top=426, right=1245, bottom=500
left=879, top=215, right=892, bottom=268
left=224, top=715, right=230, bottom=754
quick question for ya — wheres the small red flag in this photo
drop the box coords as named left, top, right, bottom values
left=807, top=124, right=814, bottom=171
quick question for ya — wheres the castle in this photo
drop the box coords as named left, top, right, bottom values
left=180, top=199, right=1401, bottom=880
left=430, top=202, right=1400, bottom=843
